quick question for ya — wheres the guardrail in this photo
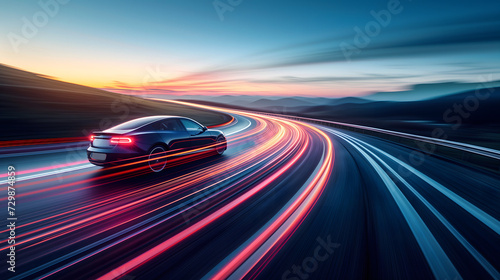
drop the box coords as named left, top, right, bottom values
left=257, top=112, right=500, bottom=174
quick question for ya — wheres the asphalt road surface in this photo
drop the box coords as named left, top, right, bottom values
left=1, top=102, right=498, bottom=280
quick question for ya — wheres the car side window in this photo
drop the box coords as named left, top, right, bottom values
left=160, top=119, right=184, bottom=131
left=180, top=119, right=203, bottom=132
left=140, top=121, right=162, bottom=131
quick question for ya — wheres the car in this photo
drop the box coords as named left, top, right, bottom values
left=87, top=116, right=227, bottom=172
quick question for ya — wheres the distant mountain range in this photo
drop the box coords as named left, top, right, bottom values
left=300, top=88, right=500, bottom=124
left=147, top=94, right=372, bottom=110
left=146, top=80, right=500, bottom=110
left=365, top=80, right=500, bottom=102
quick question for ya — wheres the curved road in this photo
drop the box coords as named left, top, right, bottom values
left=1, top=102, right=499, bottom=280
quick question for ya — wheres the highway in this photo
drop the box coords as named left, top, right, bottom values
left=1, top=102, right=499, bottom=280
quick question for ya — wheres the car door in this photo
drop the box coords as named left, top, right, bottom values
left=179, top=118, right=215, bottom=150
left=157, top=119, right=190, bottom=151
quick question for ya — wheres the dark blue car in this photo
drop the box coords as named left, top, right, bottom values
left=87, top=116, right=227, bottom=172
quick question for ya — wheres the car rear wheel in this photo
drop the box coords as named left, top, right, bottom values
left=215, top=136, right=226, bottom=155
left=148, top=145, right=168, bottom=172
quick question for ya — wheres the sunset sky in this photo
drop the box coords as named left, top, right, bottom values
left=1, top=0, right=499, bottom=97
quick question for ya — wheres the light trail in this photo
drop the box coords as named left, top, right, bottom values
left=3, top=100, right=498, bottom=280
left=208, top=120, right=334, bottom=279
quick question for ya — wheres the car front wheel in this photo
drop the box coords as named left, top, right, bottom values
left=215, top=136, right=226, bottom=155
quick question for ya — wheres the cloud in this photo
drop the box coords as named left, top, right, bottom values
left=107, top=13, right=500, bottom=96
left=206, top=13, right=500, bottom=71
left=246, top=74, right=420, bottom=84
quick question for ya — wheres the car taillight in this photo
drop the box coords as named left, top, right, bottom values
left=110, top=137, right=133, bottom=144
left=90, top=135, right=94, bottom=141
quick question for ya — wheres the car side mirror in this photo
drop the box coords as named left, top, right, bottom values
left=192, top=126, right=206, bottom=136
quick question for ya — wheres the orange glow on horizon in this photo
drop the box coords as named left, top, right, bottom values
left=2, top=62, right=364, bottom=98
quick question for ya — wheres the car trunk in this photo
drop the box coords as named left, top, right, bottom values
left=91, top=131, right=123, bottom=148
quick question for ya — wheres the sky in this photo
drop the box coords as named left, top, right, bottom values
left=1, top=0, right=500, bottom=97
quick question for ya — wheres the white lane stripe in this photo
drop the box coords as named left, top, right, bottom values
left=0, top=164, right=95, bottom=184
left=328, top=129, right=461, bottom=280
left=226, top=116, right=252, bottom=136
left=333, top=129, right=500, bottom=236
left=335, top=130, right=500, bottom=279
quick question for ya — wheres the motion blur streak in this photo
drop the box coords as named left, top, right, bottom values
left=2, top=116, right=273, bottom=249
left=0, top=160, right=88, bottom=179
left=0, top=137, right=87, bottom=148
left=330, top=130, right=460, bottom=279
left=1, top=100, right=499, bottom=280
left=5, top=104, right=326, bottom=280
left=97, top=117, right=317, bottom=279
left=6, top=114, right=260, bottom=196
left=207, top=115, right=235, bottom=128
left=209, top=122, right=334, bottom=279
left=330, top=129, right=500, bottom=279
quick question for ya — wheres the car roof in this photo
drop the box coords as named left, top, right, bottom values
left=133, top=115, right=180, bottom=122
left=129, top=115, right=194, bottom=123
left=130, top=116, right=201, bottom=125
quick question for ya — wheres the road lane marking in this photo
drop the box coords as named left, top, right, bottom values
left=333, top=129, right=500, bottom=236
left=335, top=130, right=500, bottom=279
left=326, top=128, right=461, bottom=280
